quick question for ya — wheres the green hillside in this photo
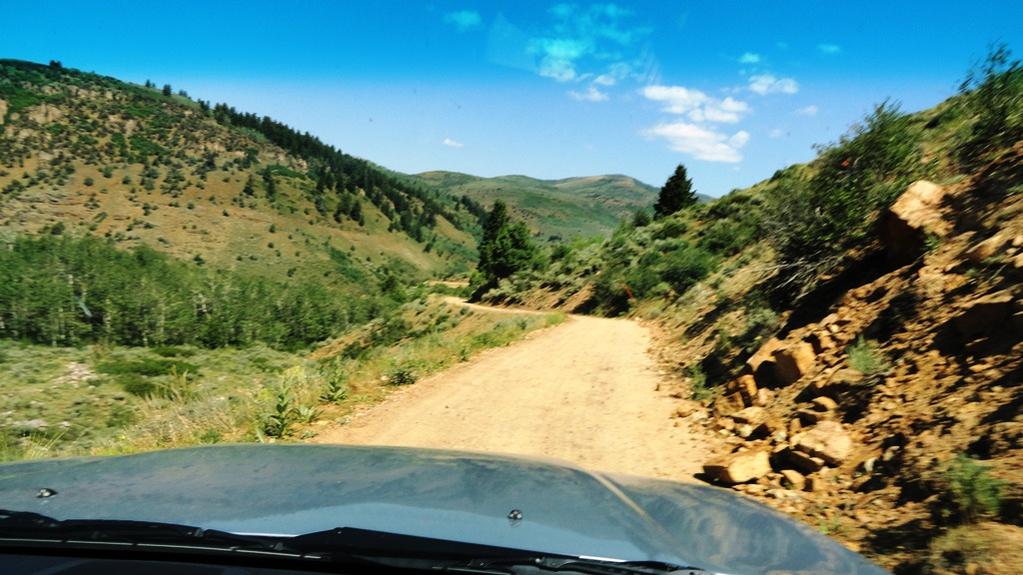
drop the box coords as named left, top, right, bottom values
left=414, top=170, right=661, bottom=240
left=0, top=59, right=480, bottom=295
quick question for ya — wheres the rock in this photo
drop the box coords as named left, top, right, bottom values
left=748, top=338, right=785, bottom=388
left=811, top=396, right=838, bottom=412
left=793, top=421, right=854, bottom=466
left=880, top=180, right=950, bottom=263
left=731, top=406, right=768, bottom=426
left=805, top=474, right=825, bottom=493
left=965, top=233, right=1010, bottom=264
left=0, top=99, right=6, bottom=125
left=772, top=341, right=817, bottom=386
left=951, top=289, right=1016, bottom=338
left=785, top=450, right=826, bottom=473
left=796, top=408, right=829, bottom=425
left=674, top=399, right=703, bottom=418
left=780, top=469, right=806, bottom=490
left=703, top=450, right=772, bottom=484
left=754, top=387, right=773, bottom=407
left=728, top=375, right=758, bottom=406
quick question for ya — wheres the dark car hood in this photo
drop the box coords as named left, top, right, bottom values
left=0, top=444, right=887, bottom=575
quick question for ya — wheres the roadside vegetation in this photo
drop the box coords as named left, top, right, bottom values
left=0, top=294, right=562, bottom=460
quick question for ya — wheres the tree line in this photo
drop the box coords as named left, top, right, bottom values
left=0, top=235, right=369, bottom=350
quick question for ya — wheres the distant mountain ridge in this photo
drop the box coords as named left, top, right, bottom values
left=414, top=170, right=661, bottom=239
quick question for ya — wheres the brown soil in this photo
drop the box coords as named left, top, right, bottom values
left=312, top=302, right=719, bottom=479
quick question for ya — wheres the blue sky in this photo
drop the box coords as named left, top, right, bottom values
left=3, top=1, right=1022, bottom=196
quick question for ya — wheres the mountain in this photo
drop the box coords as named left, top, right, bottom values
left=414, top=170, right=661, bottom=240
left=0, top=59, right=480, bottom=294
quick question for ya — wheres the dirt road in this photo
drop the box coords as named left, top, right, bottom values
left=312, top=302, right=715, bottom=480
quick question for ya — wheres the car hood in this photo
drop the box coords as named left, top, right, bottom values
left=0, top=444, right=887, bottom=575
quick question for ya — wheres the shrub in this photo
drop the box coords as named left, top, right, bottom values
left=83, top=177, right=94, bottom=187
left=846, top=337, right=889, bottom=375
left=957, top=44, right=1023, bottom=169
left=765, top=101, right=921, bottom=294
left=943, top=454, right=1005, bottom=523
left=660, top=245, right=715, bottom=293
left=688, top=365, right=714, bottom=401
left=320, top=371, right=349, bottom=403
left=387, top=363, right=418, bottom=386
left=259, top=383, right=297, bottom=438
left=97, top=357, right=198, bottom=377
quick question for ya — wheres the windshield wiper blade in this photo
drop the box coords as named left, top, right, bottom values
left=0, top=509, right=301, bottom=555
left=288, top=528, right=706, bottom=574
left=456, top=556, right=706, bottom=575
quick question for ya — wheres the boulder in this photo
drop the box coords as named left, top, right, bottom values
left=0, top=99, right=6, bottom=124
left=727, top=375, right=758, bottom=406
left=780, top=469, right=806, bottom=491
left=772, top=341, right=817, bottom=385
left=880, top=180, right=950, bottom=263
left=951, top=289, right=1016, bottom=338
left=730, top=406, right=768, bottom=426
left=747, top=338, right=785, bottom=388
left=785, top=450, right=826, bottom=473
left=703, top=450, right=772, bottom=484
left=965, top=233, right=1010, bottom=264
left=793, top=421, right=854, bottom=466
left=811, top=396, right=838, bottom=412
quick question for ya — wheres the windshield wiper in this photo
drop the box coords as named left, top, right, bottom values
left=448, top=556, right=706, bottom=575
left=0, top=509, right=315, bottom=558
left=0, top=512, right=706, bottom=574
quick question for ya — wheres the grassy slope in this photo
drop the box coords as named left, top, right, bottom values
left=415, top=170, right=660, bottom=240
left=0, top=295, right=563, bottom=459
left=0, top=60, right=478, bottom=290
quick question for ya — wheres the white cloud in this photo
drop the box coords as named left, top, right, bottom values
left=769, top=128, right=786, bottom=139
left=569, top=85, right=609, bottom=102
left=442, top=137, right=464, bottom=148
left=641, top=85, right=750, bottom=123
left=818, top=43, right=842, bottom=54
left=444, top=10, right=482, bottom=31
left=748, top=74, right=799, bottom=95
left=796, top=104, right=819, bottom=116
left=593, top=73, right=616, bottom=86
left=533, top=37, right=589, bottom=82
left=526, top=4, right=650, bottom=85
left=643, top=122, right=750, bottom=163
left=738, top=52, right=761, bottom=64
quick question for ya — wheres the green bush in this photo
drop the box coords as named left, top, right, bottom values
left=259, top=384, right=297, bottom=438
left=688, top=365, right=713, bottom=401
left=957, top=45, right=1023, bottom=169
left=660, top=244, right=715, bottom=293
left=97, top=357, right=198, bottom=377
left=116, top=373, right=158, bottom=398
left=387, top=363, right=418, bottom=386
left=765, top=101, right=921, bottom=293
left=846, top=337, right=889, bottom=375
left=943, top=454, right=1005, bottom=523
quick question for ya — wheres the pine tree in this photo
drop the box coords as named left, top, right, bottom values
left=162, top=84, right=172, bottom=97
left=654, top=164, right=697, bottom=217
left=476, top=201, right=537, bottom=286
left=242, top=175, right=255, bottom=196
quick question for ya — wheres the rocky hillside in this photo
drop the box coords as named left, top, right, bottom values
left=0, top=59, right=479, bottom=291
left=482, top=49, right=1023, bottom=573
left=414, top=170, right=661, bottom=240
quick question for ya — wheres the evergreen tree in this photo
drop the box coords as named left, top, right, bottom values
left=476, top=201, right=537, bottom=288
left=242, top=174, right=256, bottom=196
left=162, top=84, right=172, bottom=97
left=262, top=167, right=277, bottom=200
left=654, top=164, right=697, bottom=217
